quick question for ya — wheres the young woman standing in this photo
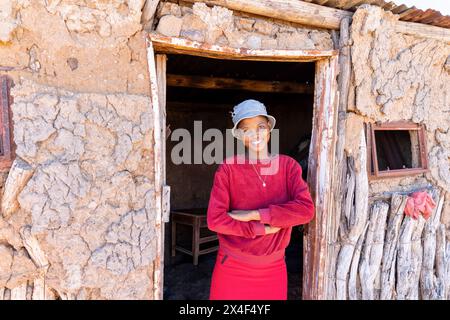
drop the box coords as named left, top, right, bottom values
left=207, top=99, right=315, bottom=300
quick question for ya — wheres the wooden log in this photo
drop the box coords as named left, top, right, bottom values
left=179, top=0, right=450, bottom=42
left=435, top=224, right=447, bottom=300
left=396, top=216, right=418, bottom=300
left=335, top=131, right=369, bottom=300
left=335, top=156, right=355, bottom=300
left=380, top=194, right=408, bottom=300
left=10, top=282, right=27, bottom=300
left=26, top=281, right=33, bottom=300
left=166, top=74, right=314, bottom=94
left=446, top=241, right=450, bottom=300
left=325, top=17, right=351, bottom=299
left=359, top=201, right=389, bottom=300
left=394, top=21, right=450, bottom=43
left=406, top=215, right=426, bottom=300
left=32, top=277, right=45, bottom=300
left=348, top=223, right=368, bottom=300
left=148, top=32, right=338, bottom=62
left=180, top=0, right=352, bottom=30
left=1, top=158, right=34, bottom=219
left=20, top=226, right=49, bottom=270
left=420, top=189, right=444, bottom=300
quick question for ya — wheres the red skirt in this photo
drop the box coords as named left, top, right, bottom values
left=209, top=249, right=287, bottom=300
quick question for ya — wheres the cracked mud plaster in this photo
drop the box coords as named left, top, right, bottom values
left=348, top=5, right=450, bottom=196
left=154, top=2, right=333, bottom=50
left=0, top=0, right=150, bottom=95
left=1, top=79, right=156, bottom=299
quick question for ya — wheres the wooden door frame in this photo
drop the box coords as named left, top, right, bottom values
left=146, top=32, right=339, bottom=300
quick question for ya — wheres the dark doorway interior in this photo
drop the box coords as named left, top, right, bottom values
left=163, top=54, right=315, bottom=300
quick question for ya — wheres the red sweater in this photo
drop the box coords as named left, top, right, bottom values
left=207, top=154, right=315, bottom=261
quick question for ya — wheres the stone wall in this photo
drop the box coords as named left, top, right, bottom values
left=154, top=1, right=334, bottom=50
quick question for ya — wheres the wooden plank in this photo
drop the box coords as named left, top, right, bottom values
left=148, top=33, right=338, bottom=62
left=147, top=39, right=164, bottom=300
left=199, top=235, right=218, bottom=244
left=167, top=73, right=314, bottom=93
left=181, top=0, right=352, bottom=29
left=199, top=246, right=219, bottom=254
left=303, top=55, right=339, bottom=300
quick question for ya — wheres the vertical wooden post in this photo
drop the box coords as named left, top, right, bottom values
left=147, top=39, right=164, bottom=300
left=303, top=55, right=339, bottom=300
left=327, top=16, right=352, bottom=300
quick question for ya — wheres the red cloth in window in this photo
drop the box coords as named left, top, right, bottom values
left=404, top=191, right=436, bottom=220
left=207, top=154, right=315, bottom=259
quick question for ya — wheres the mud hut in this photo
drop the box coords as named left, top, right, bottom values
left=0, top=0, right=449, bottom=300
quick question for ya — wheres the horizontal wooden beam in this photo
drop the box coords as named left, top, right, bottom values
left=181, top=0, right=352, bottom=30
left=180, top=0, right=450, bottom=42
left=148, top=32, right=338, bottom=62
left=394, top=21, right=450, bottom=43
left=167, top=73, right=314, bottom=94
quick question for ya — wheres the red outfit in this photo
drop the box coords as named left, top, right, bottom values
left=207, top=154, right=315, bottom=300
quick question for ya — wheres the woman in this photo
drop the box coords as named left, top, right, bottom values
left=207, top=99, right=315, bottom=300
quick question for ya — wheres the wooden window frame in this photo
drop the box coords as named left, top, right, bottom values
left=0, top=75, right=14, bottom=170
left=366, top=121, right=429, bottom=179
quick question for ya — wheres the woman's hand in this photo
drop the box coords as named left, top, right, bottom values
left=264, top=225, right=281, bottom=234
left=227, top=210, right=260, bottom=222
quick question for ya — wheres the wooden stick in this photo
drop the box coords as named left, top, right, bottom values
left=10, top=282, right=27, bottom=300
left=406, top=215, right=426, bottom=299
left=336, top=132, right=369, bottom=300
left=396, top=216, right=418, bottom=300
left=166, top=73, right=314, bottom=93
left=359, top=201, right=389, bottom=300
left=380, top=194, right=407, bottom=300
left=435, top=224, right=447, bottom=299
left=421, top=190, right=445, bottom=299
left=324, top=17, right=352, bottom=300
left=348, top=222, right=368, bottom=300
left=394, top=21, right=450, bottom=43
left=1, top=159, right=34, bottom=219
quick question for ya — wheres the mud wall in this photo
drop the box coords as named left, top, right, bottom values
left=0, top=0, right=332, bottom=300
left=330, top=5, right=450, bottom=300
left=154, top=1, right=334, bottom=50
left=348, top=4, right=449, bottom=227
left=0, top=0, right=156, bottom=299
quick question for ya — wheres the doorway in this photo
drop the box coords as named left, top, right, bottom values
left=147, top=35, right=339, bottom=300
left=162, top=54, right=314, bottom=299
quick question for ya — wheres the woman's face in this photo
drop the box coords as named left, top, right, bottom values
left=237, top=116, right=271, bottom=153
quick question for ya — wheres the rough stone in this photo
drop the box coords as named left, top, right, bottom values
left=156, top=14, right=183, bottom=37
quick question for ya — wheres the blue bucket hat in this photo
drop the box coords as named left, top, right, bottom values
left=230, top=99, right=276, bottom=138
